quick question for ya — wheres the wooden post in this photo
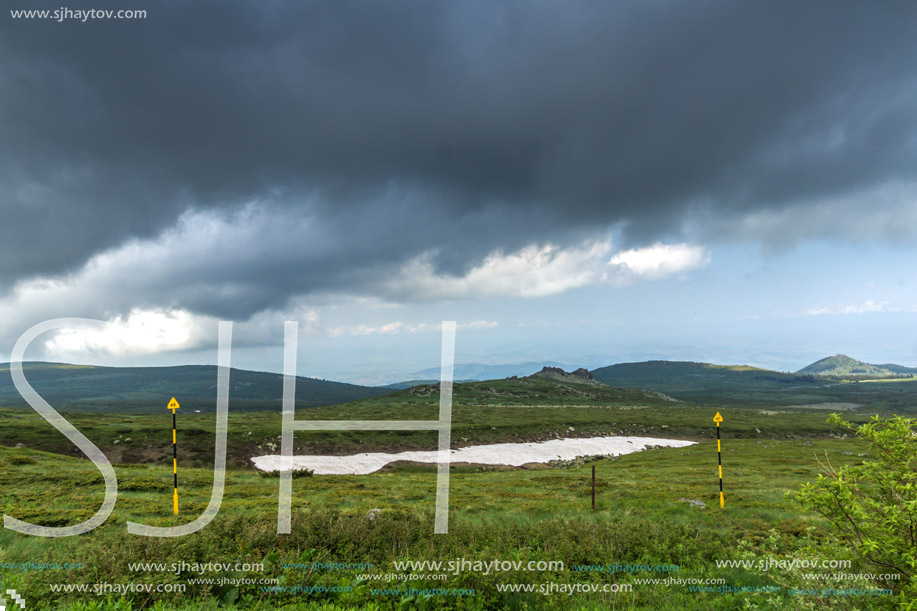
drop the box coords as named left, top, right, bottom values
left=591, top=465, right=596, bottom=510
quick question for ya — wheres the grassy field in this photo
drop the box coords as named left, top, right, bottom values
left=0, top=436, right=884, bottom=610
left=0, top=375, right=910, bottom=609
left=0, top=394, right=865, bottom=468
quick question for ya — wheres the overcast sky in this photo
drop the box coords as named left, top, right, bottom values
left=3, top=0, right=917, bottom=384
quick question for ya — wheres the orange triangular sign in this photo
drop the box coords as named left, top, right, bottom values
left=167, top=397, right=180, bottom=411
left=713, top=412, right=723, bottom=423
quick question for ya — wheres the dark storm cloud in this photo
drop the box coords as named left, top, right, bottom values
left=2, top=0, right=916, bottom=316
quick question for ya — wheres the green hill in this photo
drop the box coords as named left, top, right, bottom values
left=796, top=354, right=917, bottom=378
left=590, top=359, right=917, bottom=410
left=0, top=362, right=390, bottom=412
left=383, top=379, right=476, bottom=390
left=350, top=374, right=674, bottom=409
left=590, top=360, right=827, bottom=405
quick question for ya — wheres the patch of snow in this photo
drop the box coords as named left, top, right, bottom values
left=251, top=436, right=695, bottom=475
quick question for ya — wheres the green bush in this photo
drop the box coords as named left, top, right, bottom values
left=118, top=475, right=169, bottom=491
left=795, top=414, right=917, bottom=607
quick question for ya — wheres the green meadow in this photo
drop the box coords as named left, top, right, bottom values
left=0, top=377, right=908, bottom=609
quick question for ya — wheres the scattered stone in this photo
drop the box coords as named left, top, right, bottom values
left=857, top=453, right=869, bottom=457
left=531, top=366, right=606, bottom=387
left=678, top=498, right=706, bottom=508
left=112, top=439, right=120, bottom=445
left=366, top=508, right=383, bottom=522
left=124, top=438, right=131, bottom=443
left=755, top=428, right=762, bottom=434
left=547, top=454, right=610, bottom=468
left=409, top=384, right=439, bottom=397
left=804, top=441, right=813, bottom=446
left=568, top=426, right=575, bottom=432
left=841, top=450, right=853, bottom=455
left=14, top=443, right=24, bottom=449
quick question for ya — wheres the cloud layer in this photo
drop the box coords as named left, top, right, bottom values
left=2, top=0, right=917, bottom=358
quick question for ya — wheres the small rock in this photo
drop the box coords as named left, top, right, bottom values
left=124, top=438, right=131, bottom=443
left=366, top=508, right=383, bottom=522
left=755, top=428, right=762, bottom=434
left=112, top=440, right=120, bottom=445
left=841, top=450, right=853, bottom=455
left=568, top=426, right=575, bottom=432
left=14, top=443, right=24, bottom=449
left=678, top=498, right=706, bottom=508
left=857, top=453, right=868, bottom=457
left=804, top=441, right=813, bottom=446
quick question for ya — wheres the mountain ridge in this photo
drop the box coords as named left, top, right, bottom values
left=407, top=361, right=577, bottom=382
left=0, top=361, right=390, bottom=412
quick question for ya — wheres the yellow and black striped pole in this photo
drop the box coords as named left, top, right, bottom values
left=714, top=411, right=724, bottom=508
left=167, top=397, right=180, bottom=514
